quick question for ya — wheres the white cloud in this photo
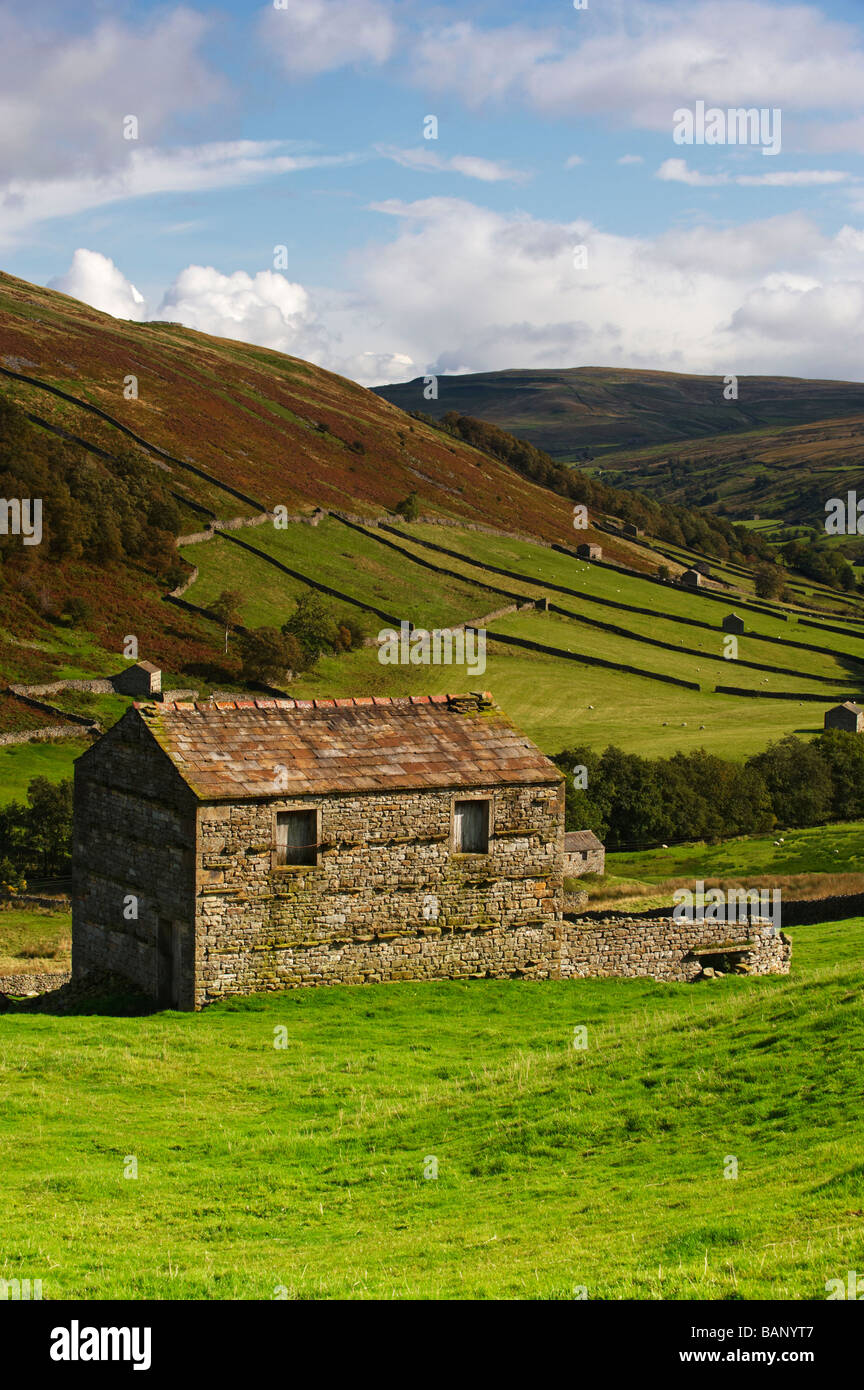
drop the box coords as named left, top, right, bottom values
left=154, top=264, right=328, bottom=359
left=377, top=145, right=529, bottom=183
left=564, top=156, right=584, bottom=169
left=617, top=155, right=644, bottom=165
left=50, top=249, right=146, bottom=321
left=736, top=169, right=852, bottom=187
left=0, top=9, right=223, bottom=183
left=0, top=141, right=358, bottom=250
left=658, top=157, right=854, bottom=188
left=411, top=4, right=864, bottom=151
left=51, top=200, right=864, bottom=389
left=261, top=0, right=396, bottom=75
left=657, top=158, right=728, bottom=187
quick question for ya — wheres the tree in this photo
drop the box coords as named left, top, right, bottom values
left=282, top=591, right=334, bottom=667
left=753, top=562, right=786, bottom=600
left=211, top=589, right=244, bottom=653
left=239, top=628, right=301, bottom=688
left=394, top=490, right=420, bottom=521
left=746, top=735, right=833, bottom=827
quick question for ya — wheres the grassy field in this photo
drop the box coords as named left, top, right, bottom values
left=0, top=906, right=71, bottom=973
left=180, top=519, right=497, bottom=632
left=0, top=737, right=88, bottom=805
left=609, top=823, right=864, bottom=884
left=1, top=916, right=862, bottom=1299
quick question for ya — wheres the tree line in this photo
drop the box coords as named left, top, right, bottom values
left=552, top=731, right=864, bottom=850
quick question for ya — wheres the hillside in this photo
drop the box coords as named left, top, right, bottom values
left=3, top=268, right=864, bottom=802
left=373, top=367, right=864, bottom=520
left=0, top=271, right=587, bottom=544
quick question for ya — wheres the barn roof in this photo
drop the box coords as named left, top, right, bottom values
left=835, top=701, right=863, bottom=714
left=133, top=693, right=562, bottom=801
left=564, top=830, right=604, bottom=853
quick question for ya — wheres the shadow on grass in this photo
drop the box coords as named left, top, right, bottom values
left=0, top=975, right=156, bottom=1017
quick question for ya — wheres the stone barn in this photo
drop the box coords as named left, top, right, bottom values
left=111, top=661, right=162, bottom=697
left=722, top=613, right=745, bottom=635
left=72, top=693, right=565, bottom=1009
left=693, top=560, right=712, bottom=577
left=824, top=701, right=864, bottom=733
left=680, top=568, right=703, bottom=589
left=563, top=830, right=605, bottom=877
left=576, top=543, right=602, bottom=560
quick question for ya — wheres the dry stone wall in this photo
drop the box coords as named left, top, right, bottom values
left=560, top=915, right=791, bottom=982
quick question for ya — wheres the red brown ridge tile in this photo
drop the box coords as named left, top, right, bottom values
left=353, top=696, right=374, bottom=706
left=174, top=702, right=195, bottom=711
left=429, top=693, right=448, bottom=703
left=214, top=701, right=236, bottom=709
left=334, top=698, right=355, bottom=707
left=295, top=700, right=314, bottom=708
left=410, top=694, right=430, bottom=704
left=255, top=700, right=276, bottom=709
left=314, top=699, right=336, bottom=708
left=274, top=699, right=294, bottom=708
left=372, top=696, right=392, bottom=705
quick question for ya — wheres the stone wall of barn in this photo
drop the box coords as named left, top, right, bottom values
left=563, top=847, right=605, bottom=877
left=560, top=916, right=791, bottom=982
left=194, top=780, right=565, bottom=1007
left=72, top=711, right=198, bottom=1005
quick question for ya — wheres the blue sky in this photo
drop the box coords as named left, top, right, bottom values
left=2, top=0, right=864, bottom=383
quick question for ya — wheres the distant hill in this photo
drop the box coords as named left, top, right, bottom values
left=373, top=366, right=864, bottom=522
left=373, top=364, right=864, bottom=457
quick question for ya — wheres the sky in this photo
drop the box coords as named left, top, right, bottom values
left=3, top=0, right=864, bottom=385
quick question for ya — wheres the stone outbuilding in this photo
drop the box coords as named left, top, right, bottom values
left=693, top=560, right=712, bottom=577
left=722, top=613, right=745, bottom=634
left=679, top=568, right=703, bottom=589
left=111, top=661, right=162, bottom=697
left=824, top=701, right=864, bottom=733
left=563, top=830, right=605, bottom=877
left=576, top=543, right=602, bottom=560
left=72, top=692, right=565, bottom=1009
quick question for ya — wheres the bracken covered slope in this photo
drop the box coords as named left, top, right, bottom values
left=0, top=271, right=590, bottom=546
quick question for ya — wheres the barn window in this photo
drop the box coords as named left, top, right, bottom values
left=275, top=810, right=318, bottom=866
left=453, top=799, right=490, bottom=853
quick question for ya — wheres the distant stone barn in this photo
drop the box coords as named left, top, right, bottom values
left=722, top=613, right=745, bottom=635
left=576, top=543, right=602, bottom=560
left=679, top=568, right=703, bottom=589
left=111, top=661, right=162, bottom=697
left=563, top=830, right=605, bottom=877
left=72, top=693, right=565, bottom=1009
left=824, top=701, right=864, bottom=733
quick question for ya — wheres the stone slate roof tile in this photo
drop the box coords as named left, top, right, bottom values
left=564, top=830, right=604, bottom=852
left=133, top=692, right=560, bottom=801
